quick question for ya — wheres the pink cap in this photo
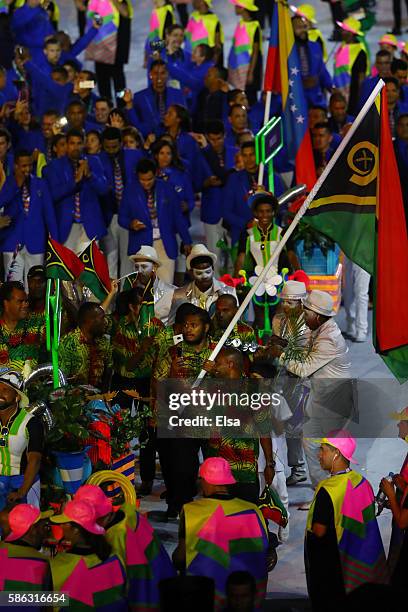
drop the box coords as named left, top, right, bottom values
left=324, top=429, right=358, bottom=463
left=75, top=485, right=113, bottom=519
left=51, top=500, right=105, bottom=535
left=6, top=504, right=54, bottom=542
left=199, top=457, right=236, bottom=485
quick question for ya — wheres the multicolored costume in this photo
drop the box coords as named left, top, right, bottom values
left=184, top=11, right=224, bottom=57
left=86, top=0, right=120, bottom=64
left=334, top=42, right=369, bottom=102
left=184, top=497, right=268, bottom=611
left=104, top=504, right=175, bottom=611
left=148, top=3, right=174, bottom=43
left=228, top=19, right=261, bottom=90
left=50, top=553, right=127, bottom=611
left=306, top=470, right=388, bottom=593
left=0, top=543, right=49, bottom=596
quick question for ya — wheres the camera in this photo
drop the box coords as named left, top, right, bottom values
left=55, top=117, right=68, bottom=130
left=93, top=12, right=103, bottom=26
left=149, top=40, right=166, bottom=52
left=117, top=90, right=126, bottom=99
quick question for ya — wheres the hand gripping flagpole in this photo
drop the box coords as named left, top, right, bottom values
left=45, top=278, right=62, bottom=389
left=193, top=79, right=385, bottom=387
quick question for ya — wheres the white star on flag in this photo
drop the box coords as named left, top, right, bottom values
left=296, top=115, right=305, bottom=123
left=289, top=93, right=294, bottom=99
left=290, top=67, right=299, bottom=76
left=290, top=104, right=298, bottom=112
left=288, top=79, right=294, bottom=86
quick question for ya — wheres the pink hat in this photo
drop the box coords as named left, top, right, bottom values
left=199, top=457, right=236, bottom=485
left=51, top=500, right=105, bottom=535
left=6, top=504, right=54, bottom=542
left=75, top=485, right=113, bottom=519
left=322, top=429, right=358, bottom=464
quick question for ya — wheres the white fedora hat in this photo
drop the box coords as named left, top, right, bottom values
left=186, top=244, right=217, bottom=271
left=280, top=280, right=307, bottom=301
left=303, top=290, right=336, bottom=317
left=129, top=245, right=161, bottom=267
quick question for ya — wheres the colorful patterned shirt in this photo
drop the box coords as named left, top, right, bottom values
left=0, top=315, right=46, bottom=371
left=207, top=437, right=259, bottom=484
left=153, top=339, right=215, bottom=381
left=211, top=320, right=258, bottom=346
left=58, top=328, right=112, bottom=388
left=112, top=315, right=164, bottom=379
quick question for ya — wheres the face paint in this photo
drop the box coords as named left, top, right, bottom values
left=192, top=267, right=213, bottom=282
left=134, top=262, right=154, bottom=275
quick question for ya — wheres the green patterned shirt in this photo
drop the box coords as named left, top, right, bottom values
left=112, top=315, right=164, bottom=379
left=58, top=328, right=112, bottom=388
left=0, top=315, right=46, bottom=372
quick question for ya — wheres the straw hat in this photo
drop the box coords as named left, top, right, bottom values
left=0, top=369, right=29, bottom=409
left=129, top=245, right=161, bottom=267
left=186, top=244, right=217, bottom=270
left=280, top=280, right=307, bottom=301
left=302, top=290, right=336, bottom=317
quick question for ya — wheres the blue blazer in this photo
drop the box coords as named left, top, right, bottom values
left=223, top=170, right=284, bottom=244
left=201, top=144, right=237, bottom=224
left=129, top=86, right=186, bottom=137
left=25, top=61, right=73, bottom=117
left=11, top=6, right=54, bottom=60
left=0, top=175, right=58, bottom=254
left=98, top=149, right=145, bottom=224
left=44, top=155, right=108, bottom=243
left=175, top=132, right=211, bottom=192
left=297, top=40, right=332, bottom=108
left=118, top=178, right=192, bottom=258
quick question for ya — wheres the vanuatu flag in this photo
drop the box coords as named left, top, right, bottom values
left=46, top=238, right=85, bottom=281
left=79, top=239, right=111, bottom=301
left=304, top=85, right=408, bottom=381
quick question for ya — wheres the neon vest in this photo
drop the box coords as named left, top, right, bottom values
left=184, top=497, right=268, bottom=611
left=50, top=553, right=127, bottom=611
left=334, top=42, right=368, bottom=91
left=149, top=4, right=175, bottom=41
left=0, top=409, right=34, bottom=477
left=228, top=19, right=261, bottom=90
left=0, top=543, right=49, bottom=592
left=306, top=471, right=387, bottom=593
left=308, top=28, right=327, bottom=62
left=244, top=224, right=282, bottom=277
left=184, top=11, right=224, bottom=56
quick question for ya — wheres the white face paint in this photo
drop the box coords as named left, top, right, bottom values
left=134, top=261, right=154, bottom=275
left=192, top=267, right=213, bottom=282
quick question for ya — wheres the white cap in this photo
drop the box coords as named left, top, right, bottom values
left=186, top=244, right=217, bottom=271
left=302, top=290, right=335, bottom=317
left=129, top=245, right=161, bottom=267
left=280, top=280, right=307, bottom=300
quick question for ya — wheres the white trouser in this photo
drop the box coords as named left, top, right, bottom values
left=3, top=248, right=43, bottom=287
left=101, top=214, right=133, bottom=279
left=64, top=223, right=92, bottom=255
left=203, top=221, right=224, bottom=277
left=154, top=239, right=175, bottom=284
left=343, top=258, right=370, bottom=339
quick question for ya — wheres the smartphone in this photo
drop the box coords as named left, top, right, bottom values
left=55, top=116, right=68, bottom=129
left=93, top=12, right=103, bottom=26
left=117, top=90, right=126, bottom=99
left=16, top=46, right=25, bottom=57
left=79, top=80, right=95, bottom=89
left=149, top=40, right=166, bottom=51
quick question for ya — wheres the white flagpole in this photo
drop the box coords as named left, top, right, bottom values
left=193, top=79, right=385, bottom=387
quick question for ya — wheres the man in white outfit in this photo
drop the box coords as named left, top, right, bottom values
left=343, top=257, right=371, bottom=342
left=127, top=245, right=176, bottom=325
left=277, top=290, right=353, bottom=509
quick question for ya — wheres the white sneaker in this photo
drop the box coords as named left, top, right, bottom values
left=278, top=524, right=290, bottom=543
